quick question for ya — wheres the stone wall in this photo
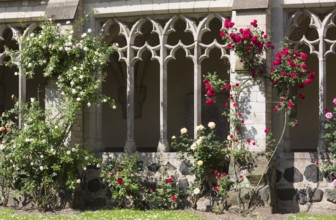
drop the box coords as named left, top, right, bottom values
left=73, top=152, right=196, bottom=208
left=275, top=152, right=336, bottom=213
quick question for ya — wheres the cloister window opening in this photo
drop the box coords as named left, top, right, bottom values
left=285, top=8, right=336, bottom=154
left=100, top=14, right=230, bottom=152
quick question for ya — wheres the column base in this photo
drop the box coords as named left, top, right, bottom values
left=124, top=140, right=136, bottom=153
left=157, top=139, right=169, bottom=152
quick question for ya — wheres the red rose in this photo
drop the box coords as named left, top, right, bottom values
left=288, top=101, right=295, bottom=110
left=264, top=128, right=269, bottom=133
left=171, top=195, right=177, bottom=201
left=117, top=178, right=123, bottom=185
left=222, top=172, right=227, bottom=177
left=166, top=177, right=174, bottom=183
left=273, top=107, right=278, bottom=113
left=206, top=99, right=214, bottom=105
left=214, top=170, right=219, bottom=176
left=213, top=186, right=219, bottom=191
left=246, top=139, right=251, bottom=143
left=219, top=31, right=226, bottom=37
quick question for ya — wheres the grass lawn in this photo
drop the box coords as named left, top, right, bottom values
left=0, top=208, right=206, bottom=220
left=288, top=213, right=336, bottom=220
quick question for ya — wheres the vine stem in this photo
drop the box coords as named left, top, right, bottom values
left=248, top=112, right=288, bottom=209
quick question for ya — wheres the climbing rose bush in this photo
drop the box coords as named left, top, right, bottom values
left=324, top=98, right=336, bottom=158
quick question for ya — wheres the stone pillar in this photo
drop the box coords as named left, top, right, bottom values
left=157, top=61, right=169, bottom=152
left=124, top=65, right=136, bottom=152
left=193, top=44, right=202, bottom=140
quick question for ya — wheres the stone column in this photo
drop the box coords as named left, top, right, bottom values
left=157, top=60, right=169, bottom=152
left=157, top=29, right=169, bottom=152
left=124, top=65, right=136, bottom=152
left=18, top=55, right=26, bottom=128
left=193, top=44, right=202, bottom=140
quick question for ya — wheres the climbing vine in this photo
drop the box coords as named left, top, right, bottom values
left=0, top=19, right=114, bottom=210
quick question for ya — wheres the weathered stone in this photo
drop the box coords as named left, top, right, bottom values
left=227, top=191, right=239, bottom=206
left=326, top=189, right=336, bottom=204
left=304, top=164, right=323, bottom=183
left=147, top=163, right=160, bottom=172
left=179, top=161, right=190, bottom=175
left=196, top=197, right=211, bottom=212
left=296, top=189, right=308, bottom=205
left=276, top=170, right=282, bottom=182
left=178, top=178, right=189, bottom=196
left=284, top=167, right=303, bottom=182
left=87, top=179, right=101, bottom=193
left=311, top=189, right=323, bottom=202
left=259, top=185, right=270, bottom=202
left=136, top=160, right=144, bottom=171
left=166, top=162, right=177, bottom=171
left=240, top=188, right=251, bottom=203
left=86, top=198, right=106, bottom=208
left=228, top=205, right=240, bottom=213
left=277, top=188, right=297, bottom=201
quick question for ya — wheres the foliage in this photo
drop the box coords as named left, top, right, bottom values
left=323, top=98, right=336, bottom=158
left=323, top=98, right=336, bottom=179
left=0, top=101, right=99, bottom=210
left=101, top=153, right=180, bottom=210
left=101, top=153, right=143, bottom=208
left=144, top=170, right=180, bottom=210
left=0, top=19, right=114, bottom=210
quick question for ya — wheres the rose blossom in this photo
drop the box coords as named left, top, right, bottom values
left=332, top=179, right=336, bottom=187
left=197, top=160, right=203, bottom=166
left=117, top=178, right=123, bottom=185
left=180, top=128, right=188, bottom=135
left=333, top=98, right=336, bottom=105
left=325, top=112, right=333, bottom=119
left=166, top=177, right=174, bottom=183
left=193, top=188, right=200, bottom=195
left=208, top=122, right=216, bottom=129
left=171, top=195, right=177, bottom=201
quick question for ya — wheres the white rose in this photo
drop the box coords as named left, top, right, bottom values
left=14, top=72, right=18, bottom=76
left=76, top=97, right=81, bottom=101
left=66, top=150, right=71, bottom=155
left=171, top=135, right=176, bottom=140
left=190, top=143, right=197, bottom=151
left=87, top=29, right=92, bottom=33
left=76, top=179, right=81, bottom=184
left=39, top=166, right=44, bottom=171
left=72, top=89, right=76, bottom=94
left=28, top=63, right=32, bottom=67
left=208, top=122, right=216, bottom=129
left=112, top=105, right=117, bottom=110
left=180, top=128, right=188, bottom=135
left=96, top=164, right=101, bottom=168
left=87, top=102, right=91, bottom=107
left=66, top=21, right=70, bottom=24
left=196, top=124, right=205, bottom=131
left=81, top=33, right=87, bottom=38
left=85, top=156, right=89, bottom=160
left=30, top=97, right=36, bottom=103
left=71, top=147, right=76, bottom=152
left=193, top=188, right=200, bottom=195
left=83, top=167, right=87, bottom=171
left=73, top=66, right=77, bottom=71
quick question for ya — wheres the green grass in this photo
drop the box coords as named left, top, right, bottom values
left=289, top=213, right=336, bottom=220
left=0, top=208, right=205, bottom=220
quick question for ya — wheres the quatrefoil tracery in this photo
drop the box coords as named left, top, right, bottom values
left=102, top=14, right=230, bottom=66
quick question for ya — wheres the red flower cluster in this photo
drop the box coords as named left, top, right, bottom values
left=166, top=177, right=174, bottom=183
left=203, top=79, right=215, bottom=105
left=220, top=19, right=273, bottom=78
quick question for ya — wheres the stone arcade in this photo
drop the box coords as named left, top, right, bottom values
left=0, top=0, right=335, bottom=213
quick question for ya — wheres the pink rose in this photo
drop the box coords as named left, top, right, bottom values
left=333, top=98, right=336, bottom=105
left=325, top=112, right=333, bottom=119
left=332, top=179, right=336, bottom=187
